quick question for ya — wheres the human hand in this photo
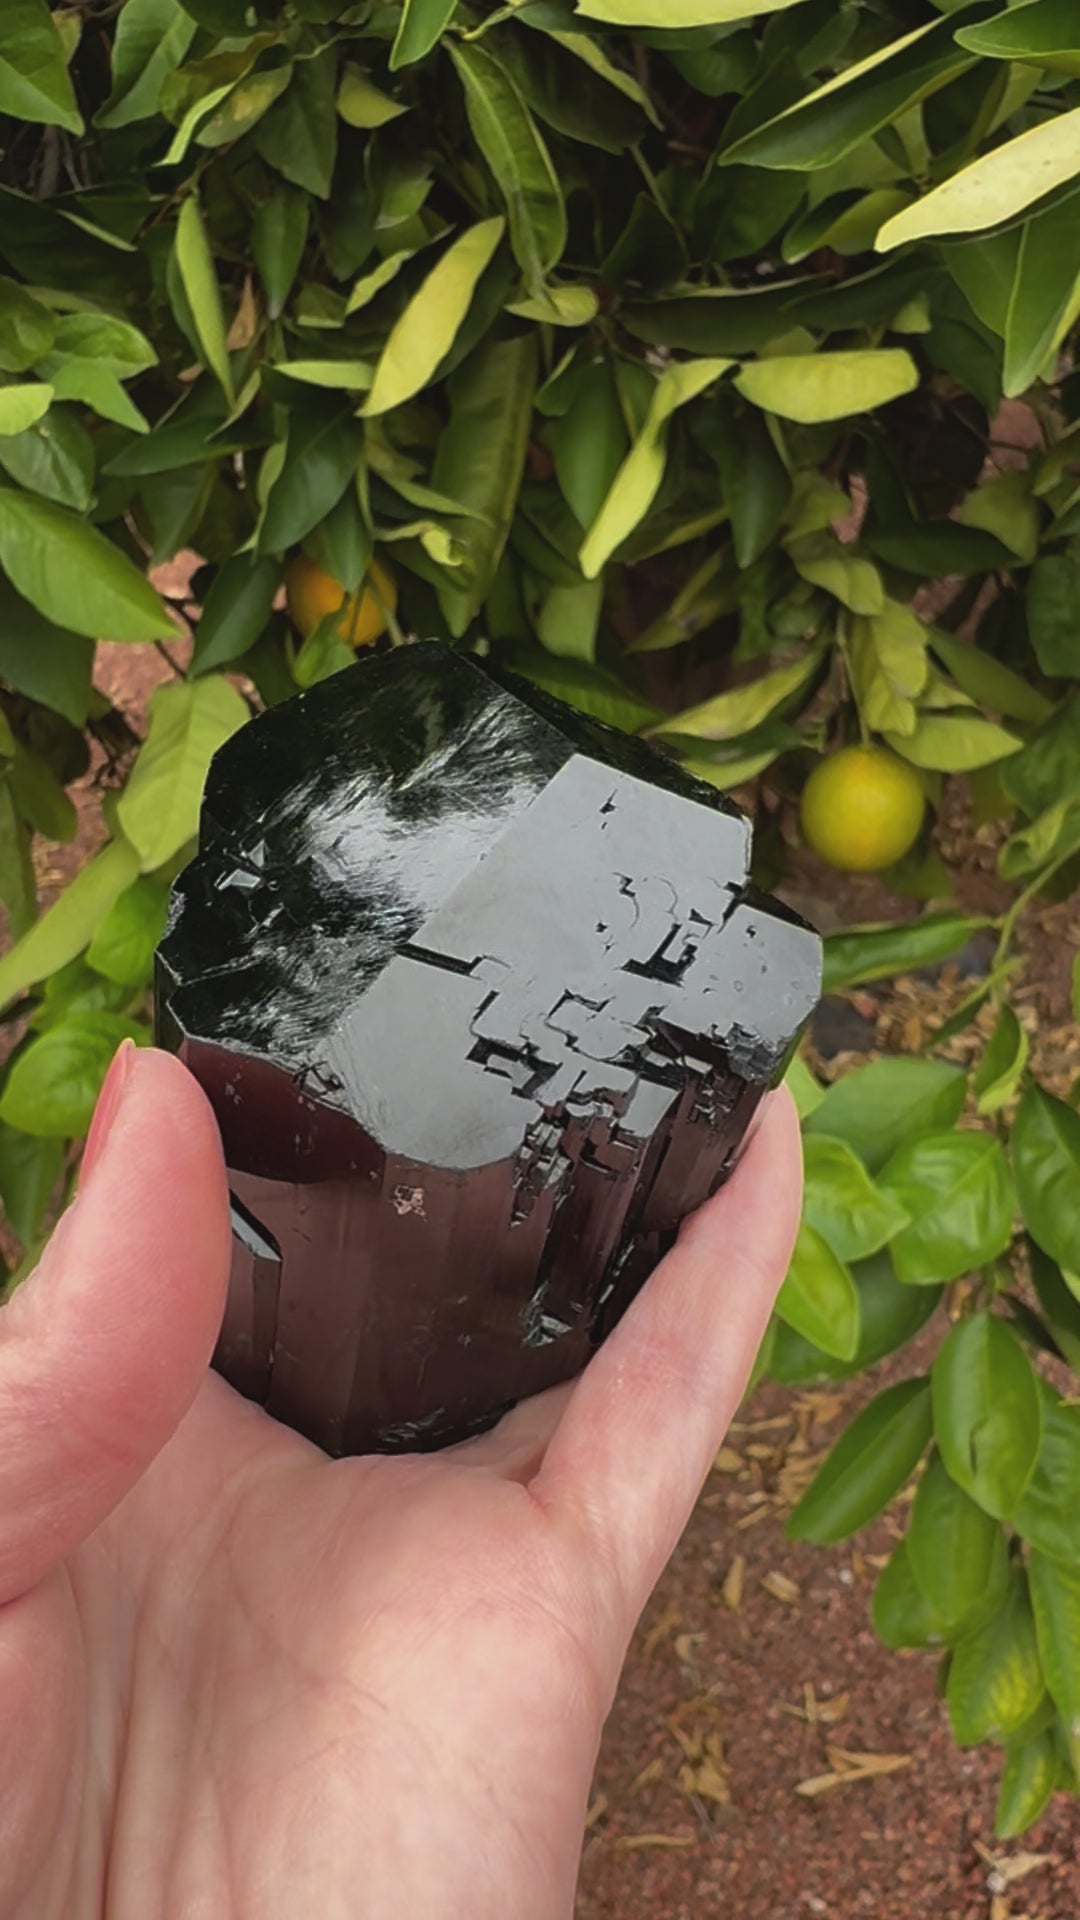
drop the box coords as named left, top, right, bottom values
left=2, top=1045, right=802, bottom=1920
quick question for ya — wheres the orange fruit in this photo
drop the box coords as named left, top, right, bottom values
left=285, top=552, right=397, bottom=649
left=800, top=745, right=926, bottom=874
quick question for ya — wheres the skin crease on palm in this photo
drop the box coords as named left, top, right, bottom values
left=0, top=1046, right=803, bottom=1920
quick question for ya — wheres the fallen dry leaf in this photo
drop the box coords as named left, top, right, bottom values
left=796, top=1748, right=913, bottom=1798
left=974, top=1842, right=1056, bottom=1889
left=627, top=1758, right=665, bottom=1798
left=610, top=1833, right=696, bottom=1853
left=673, top=1631, right=707, bottom=1667
left=641, top=1603, right=681, bottom=1661
left=720, top=1556, right=745, bottom=1613
left=763, top=1571, right=801, bottom=1606
left=678, top=1752, right=730, bottom=1808
left=735, top=1505, right=772, bottom=1532
left=585, top=1793, right=608, bottom=1830
left=713, top=1445, right=742, bottom=1475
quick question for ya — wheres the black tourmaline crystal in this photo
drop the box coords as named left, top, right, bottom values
left=156, top=644, right=820, bottom=1456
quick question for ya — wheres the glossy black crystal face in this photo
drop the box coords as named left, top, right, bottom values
left=156, top=644, right=821, bottom=1456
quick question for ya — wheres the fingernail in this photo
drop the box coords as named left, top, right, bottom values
left=81, top=1039, right=136, bottom=1184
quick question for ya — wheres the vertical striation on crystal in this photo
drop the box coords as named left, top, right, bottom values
left=156, top=644, right=821, bottom=1456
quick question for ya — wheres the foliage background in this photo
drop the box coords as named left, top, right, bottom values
left=0, top=0, right=1079, bottom=1846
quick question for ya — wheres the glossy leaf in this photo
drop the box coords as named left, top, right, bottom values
left=449, top=42, right=566, bottom=294
left=879, top=1131, right=1017, bottom=1287
left=802, top=1134, right=911, bottom=1264
left=366, top=219, right=505, bottom=417
left=1015, top=1394, right=1080, bottom=1567
left=823, top=913, right=990, bottom=996
left=253, top=186, right=309, bottom=320
left=947, top=1568, right=1045, bottom=1749
left=0, top=0, right=83, bottom=134
left=433, top=334, right=537, bottom=637
left=258, top=414, right=364, bottom=557
left=0, top=580, right=93, bottom=725
left=735, top=350, right=918, bottom=425
left=576, top=0, right=806, bottom=21
left=648, top=649, right=818, bottom=743
left=928, top=631, right=1054, bottom=724
left=1027, top=555, right=1080, bottom=680
left=0, top=383, right=52, bottom=436
left=908, top=1452, right=1008, bottom=1632
left=879, top=107, right=1080, bottom=249
left=849, top=600, right=928, bottom=736
left=1028, top=1550, right=1080, bottom=1775
left=886, top=714, right=1023, bottom=773
left=579, top=358, right=732, bottom=579
left=0, top=1014, right=143, bottom=1138
left=390, top=0, right=458, bottom=70
left=974, top=1007, right=1030, bottom=1117
left=98, top=0, right=196, bottom=130
left=932, top=1314, right=1042, bottom=1520
left=0, top=839, right=139, bottom=1010
left=191, top=555, right=281, bottom=675
left=787, top=1378, right=932, bottom=1545
left=957, top=2, right=1080, bottom=79
left=254, top=49, right=338, bottom=200
left=1014, top=1088, right=1080, bottom=1275
left=769, top=1248, right=942, bottom=1387
left=175, top=195, right=234, bottom=405
left=117, top=677, right=249, bottom=871
left=0, top=490, right=173, bottom=641
left=0, top=1122, right=63, bottom=1247
left=872, top=1538, right=951, bottom=1650
left=996, top=1732, right=1060, bottom=1842
left=775, top=1220, right=859, bottom=1362
left=86, top=878, right=171, bottom=989
left=803, top=1058, right=966, bottom=1175
left=337, top=63, right=407, bottom=129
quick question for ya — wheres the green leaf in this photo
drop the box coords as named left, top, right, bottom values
left=365, top=219, right=505, bottom=417
left=51, top=312, right=157, bottom=382
left=174, top=195, right=234, bottom=406
left=0, top=277, right=55, bottom=372
left=957, top=2, right=1080, bottom=80
left=0, top=490, right=173, bottom=642
left=886, top=713, right=1023, bottom=773
left=253, top=186, right=309, bottom=321
left=996, top=1732, right=1059, bottom=1842
left=879, top=106, right=1080, bottom=250
left=0, top=383, right=52, bottom=436
left=792, top=546, right=883, bottom=616
left=196, top=66, right=294, bottom=150
left=721, top=15, right=972, bottom=173
left=947, top=1568, right=1045, bottom=1749
left=956, top=470, right=1040, bottom=566
left=338, top=62, right=408, bottom=129
left=117, top=676, right=249, bottom=871
left=191, top=555, right=281, bottom=675
left=873, top=1539, right=951, bottom=1650
left=1002, top=690, right=1080, bottom=822
left=787, top=1378, right=932, bottom=1545
left=735, top=350, right=918, bottom=425
left=0, top=777, right=36, bottom=940
left=1015, top=1394, right=1080, bottom=1567
left=254, top=48, right=338, bottom=200
left=433, top=333, right=538, bottom=636
left=43, top=360, right=149, bottom=435
left=536, top=575, right=604, bottom=664
left=576, top=0, right=818, bottom=23
left=1028, top=1550, right=1080, bottom=1775
left=86, top=878, right=170, bottom=989
left=9, top=741, right=75, bottom=843
left=648, top=648, right=818, bottom=743
left=769, top=1247, right=942, bottom=1386
left=974, top=1007, right=1030, bottom=1117
left=1014, top=1087, right=1080, bottom=1275
left=0, top=580, right=93, bottom=725
left=1029, top=1238, right=1080, bottom=1376
left=908, top=1452, right=1009, bottom=1632
left=0, top=1121, right=62, bottom=1247
left=391, top=0, right=458, bottom=70
left=928, top=631, right=1054, bottom=724
left=803, top=1057, right=967, bottom=1174
left=449, top=42, right=566, bottom=294
left=508, top=649, right=660, bottom=734
left=0, top=405, right=94, bottom=511
left=97, top=0, right=197, bottom=130
left=784, top=1051, right=824, bottom=1119
left=776, top=1220, right=859, bottom=1362
left=932, top=1314, right=1042, bottom=1520
left=1027, top=555, right=1080, bottom=681
left=0, top=0, right=83, bottom=134
left=0, top=838, right=139, bottom=1011
left=849, top=599, right=929, bottom=736
left=802, top=1134, right=912, bottom=1264
left=257, top=413, right=364, bottom=558
left=551, top=356, right=629, bottom=532
left=823, top=913, right=990, bottom=996
left=1004, top=196, right=1080, bottom=399
left=0, top=1014, right=143, bottom=1138
left=580, top=358, right=733, bottom=578
left=879, top=1131, right=1017, bottom=1287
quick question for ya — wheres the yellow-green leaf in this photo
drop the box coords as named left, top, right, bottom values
left=651, top=649, right=819, bottom=742
left=0, top=838, right=139, bottom=1011
left=365, top=217, right=506, bottom=417
left=117, top=676, right=249, bottom=872
left=957, top=470, right=1041, bottom=564
left=735, top=350, right=919, bottom=424
left=0, top=383, right=52, bottom=435
left=849, top=600, right=929, bottom=737
left=886, top=713, right=1023, bottom=772
left=337, top=62, right=408, bottom=128
left=580, top=358, right=733, bottom=578
left=175, top=194, right=234, bottom=405
left=879, top=105, right=1080, bottom=249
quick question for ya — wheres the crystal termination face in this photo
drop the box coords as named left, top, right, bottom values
left=156, top=644, right=821, bottom=1457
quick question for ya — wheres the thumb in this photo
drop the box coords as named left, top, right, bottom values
left=0, top=1043, right=231, bottom=1604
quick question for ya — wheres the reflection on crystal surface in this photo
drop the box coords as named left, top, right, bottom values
left=156, top=644, right=821, bottom=1456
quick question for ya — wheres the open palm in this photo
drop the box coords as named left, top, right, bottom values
left=2, top=1050, right=801, bottom=1920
